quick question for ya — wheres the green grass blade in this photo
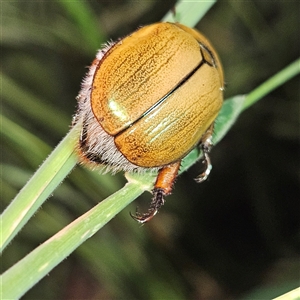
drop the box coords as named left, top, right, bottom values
left=0, top=124, right=78, bottom=252
left=163, top=0, right=216, bottom=27
left=0, top=181, right=147, bottom=300
left=273, top=287, right=300, bottom=300
left=243, top=58, right=300, bottom=110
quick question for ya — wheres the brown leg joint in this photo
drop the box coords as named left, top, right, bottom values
left=130, top=162, right=181, bottom=223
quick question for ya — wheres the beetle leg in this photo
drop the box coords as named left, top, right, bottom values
left=131, top=162, right=181, bottom=223
left=195, top=124, right=214, bottom=183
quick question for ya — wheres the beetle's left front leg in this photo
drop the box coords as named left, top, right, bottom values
left=131, top=161, right=181, bottom=223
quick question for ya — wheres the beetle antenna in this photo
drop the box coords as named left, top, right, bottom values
left=130, top=188, right=165, bottom=223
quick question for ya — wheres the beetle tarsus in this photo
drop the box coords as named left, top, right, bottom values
left=130, top=188, right=165, bottom=223
left=195, top=136, right=213, bottom=183
left=195, top=151, right=212, bottom=183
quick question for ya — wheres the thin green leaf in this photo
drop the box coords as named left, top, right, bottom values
left=0, top=124, right=78, bottom=252
left=241, top=281, right=300, bottom=300
left=163, top=0, right=216, bottom=27
left=243, top=58, right=300, bottom=110
left=1, top=182, right=146, bottom=300
left=273, top=287, right=300, bottom=300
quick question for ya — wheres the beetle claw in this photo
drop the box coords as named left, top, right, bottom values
left=130, top=189, right=165, bottom=223
left=195, top=137, right=213, bottom=183
left=195, top=151, right=212, bottom=183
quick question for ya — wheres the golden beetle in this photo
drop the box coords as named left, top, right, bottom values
left=74, top=22, right=224, bottom=223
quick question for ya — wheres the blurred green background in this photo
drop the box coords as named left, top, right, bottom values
left=1, top=1, right=299, bottom=299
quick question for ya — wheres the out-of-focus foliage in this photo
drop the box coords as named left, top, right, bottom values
left=1, top=1, right=299, bottom=299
